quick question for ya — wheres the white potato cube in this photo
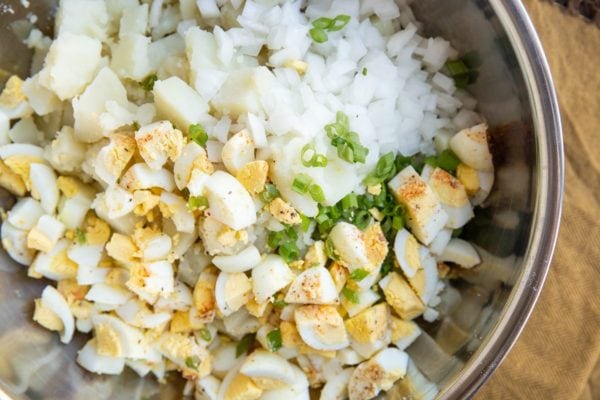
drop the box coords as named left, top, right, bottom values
left=153, top=76, right=209, bottom=131
left=119, top=3, right=149, bottom=38
left=38, top=33, right=102, bottom=100
left=110, top=34, right=152, bottom=81
left=55, top=0, right=109, bottom=40
left=211, top=67, right=275, bottom=118
left=22, top=74, right=61, bottom=116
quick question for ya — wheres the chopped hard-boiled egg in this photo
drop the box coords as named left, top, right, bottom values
left=204, top=171, right=257, bottom=231
left=347, top=348, right=409, bottom=400
left=212, top=245, right=261, bottom=273
left=215, top=271, right=253, bottom=317
left=294, top=305, right=349, bottom=351
left=379, top=272, right=425, bottom=320
left=388, top=166, right=448, bottom=245
left=438, top=238, right=481, bottom=268
left=135, top=121, right=184, bottom=170
left=285, top=266, right=339, bottom=305
left=251, top=254, right=294, bottom=303
left=426, top=167, right=474, bottom=229
left=236, top=160, right=268, bottom=195
left=449, top=123, right=493, bottom=172
left=221, top=129, right=255, bottom=175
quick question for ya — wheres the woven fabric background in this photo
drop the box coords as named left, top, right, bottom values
left=475, top=1, right=600, bottom=399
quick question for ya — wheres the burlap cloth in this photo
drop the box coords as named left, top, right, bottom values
left=475, top=1, right=600, bottom=399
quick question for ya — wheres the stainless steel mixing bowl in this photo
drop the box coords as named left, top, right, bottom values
left=0, top=0, right=563, bottom=399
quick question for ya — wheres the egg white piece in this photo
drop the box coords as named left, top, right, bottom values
left=91, top=193, right=139, bottom=235
left=320, top=368, right=354, bottom=400
left=211, top=343, right=238, bottom=379
left=1, top=221, right=34, bottom=265
left=221, top=129, right=254, bottom=175
left=338, top=348, right=365, bottom=366
left=285, top=266, right=339, bottom=305
left=195, top=375, right=221, bottom=400
left=212, top=245, right=261, bottom=273
left=438, top=238, right=481, bottom=268
left=204, top=170, right=256, bottom=230
left=128, top=260, right=175, bottom=303
left=7, top=197, right=44, bottom=230
left=392, top=319, right=422, bottom=350
left=348, top=348, right=408, bottom=400
left=222, top=309, right=260, bottom=339
left=328, top=222, right=371, bottom=273
left=215, top=271, right=253, bottom=317
left=393, top=229, right=422, bottom=278
left=135, top=120, right=183, bottom=170
left=103, top=185, right=136, bottom=219
left=67, top=243, right=107, bottom=285
left=173, top=141, right=208, bottom=189
left=31, top=239, right=77, bottom=281
left=0, top=143, right=45, bottom=159
left=91, top=314, right=147, bottom=358
left=259, top=363, right=310, bottom=400
left=119, top=163, right=175, bottom=192
left=350, top=328, right=392, bottom=359
left=251, top=254, right=295, bottom=302
left=160, top=192, right=195, bottom=233
left=85, top=283, right=133, bottom=309
left=342, top=289, right=380, bottom=318
left=77, top=339, right=125, bottom=375
left=240, top=350, right=297, bottom=385
left=29, top=163, right=59, bottom=214
left=471, top=170, right=495, bottom=206
left=428, top=228, right=452, bottom=256
left=154, top=280, right=193, bottom=311
left=59, top=191, right=95, bottom=231
left=294, top=305, right=349, bottom=351
left=141, top=233, right=172, bottom=261
left=449, top=123, right=493, bottom=172
left=41, top=285, right=74, bottom=343
left=116, top=298, right=172, bottom=329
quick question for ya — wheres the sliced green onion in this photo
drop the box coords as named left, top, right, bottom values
left=75, top=228, right=87, bottom=245
left=185, top=355, right=201, bottom=370
left=301, top=144, right=328, bottom=168
left=354, top=210, right=371, bottom=230
left=452, top=227, right=463, bottom=238
left=261, top=183, right=280, bottom=203
left=279, top=241, right=299, bottom=262
left=188, top=196, right=209, bottom=210
left=266, top=328, right=282, bottom=352
left=198, top=327, right=212, bottom=342
left=391, top=215, right=404, bottom=230
left=362, top=67, right=368, bottom=76
left=299, top=214, right=311, bottom=232
left=349, top=268, right=369, bottom=281
left=336, top=111, right=350, bottom=130
left=445, top=59, right=470, bottom=77
left=312, top=17, right=333, bottom=29
left=324, top=237, right=338, bottom=260
left=380, top=255, right=394, bottom=277
left=188, top=124, right=208, bottom=147
left=341, top=193, right=358, bottom=210
left=425, top=155, right=438, bottom=168
left=292, top=174, right=312, bottom=194
left=437, top=149, right=461, bottom=173
left=328, top=14, right=351, bottom=31
left=309, top=27, right=328, bottom=43
left=308, top=184, right=325, bottom=203
left=272, top=299, right=287, bottom=309
left=284, top=225, right=298, bottom=241
left=140, top=74, right=158, bottom=91
left=236, top=333, right=255, bottom=357
left=341, top=287, right=359, bottom=304
left=267, top=231, right=284, bottom=249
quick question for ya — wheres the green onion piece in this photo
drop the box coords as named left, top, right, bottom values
left=328, top=14, right=351, bottom=31
left=324, top=237, right=338, bottom=260
left=380, top=255, right=394, bottom=277
left=272, top=299, right=287, bottom=309
left=341, top=193, right=358, bottom=210
left=75, top=228, right=87, bottom=245
left=198, top=327, right=212, bottom=342
left=375, top=152, right=396, bottom=177
left=354, top=210, right=371, bottom=230
left=336, top=111, right=350, bottom=131
left=188, top=196, right=209, bottom=210
left=437, top=149, right=461, bottom=173
left=261, top=183, right=280, bottom=203
left=301, top=144, right=328, bottom=168
left=299, top=214, right=311, bottom=232
left=140, top=74, right=158, bottom=91
left=185, top=355, right=201, bottom=370
left=188, top=124, right=208, bottom=147
left=308, top=184, right=325, bottom=203
left=341, top=287, right=360, bottom=304
left=318, top=219, right=335, bottom=236
left=395, top=154, right=412, bottom=172
left=292, top=174, right=312, bottom=194
left=284, top=225, right=298, bottom=241
left=266, top=328, right=282, bottom=352
left=279, top=241, right=300, bottom=262
left=425, top=155, right=438, bottom=168
left=349, top=268, right=369, bottom=281
left=452, top=227, right=463, bottom=238
left=312, top=17, right=333, bottom=29
left=362, top=67, right=368, bottom=76
left=391, top=215, right=404, bottom=230
left=236, top=333, right=255, bottom=357
left=309, top=27, right=328, bottom=43
left=267, top=231, right=284, bottom=249
left=445, top=59, right=470, bottom=77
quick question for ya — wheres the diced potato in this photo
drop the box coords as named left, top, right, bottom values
left=153, top=76, right=209, bottom=131
left=22, top=74, right=62, bottom=116
left=119, top=3, right=149, bottom=38
left=211, top=67, right=275, bottom=118
left=111, top=34, right=153, bottom=81
left=55, top=0, right=109, bottom=41
left=38, top=33, right=102, bottom=100
left=73, top=67, right=129, bottom=143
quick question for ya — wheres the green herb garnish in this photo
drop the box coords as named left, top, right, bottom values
left=362, top=67, right=368, bottom=76
left=188, top=123, right=208, bottom=147
left=309, top=15, right=351, bottom=43
left=266, top=328, right=282, bottom=352
left=341, top=287, right=360, bottom=304
left=75, top=228, right=87, bottom=245
left=198, top=327, right=212, bottom=342
left=140, top=74, right=158, bottom=91
left=261, top=183, right=280, bottom=203
left=325, top=112, right=368, bottom=164
left=188, top=195, right=209, bottom=210
left=236, top=333, right=255, bottom=357
left=185, top=355, right=201, bottom=370
left=349, top=268, right=369, bottom=281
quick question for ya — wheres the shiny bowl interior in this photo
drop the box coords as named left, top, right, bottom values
left=0, top=0, right=563, bottom=399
